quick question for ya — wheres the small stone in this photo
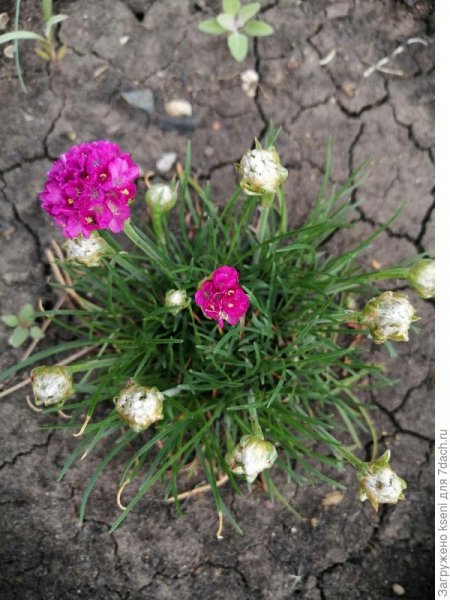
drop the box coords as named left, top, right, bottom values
left=342, top=81, right=356, bottom=97
left=372, top=259, right=382, bottom=269
left=156, top=152, right=177, bottom=173
left=3, top=44, right=14, bottom=59
left=326, top=2, right=351, bottom=19
left=121, top=88, right=154, bottom=115
left=290, top=526, right=297, bottom=534
left=0, top=12, right=10, bottom=31
left=164, top=99, right=193, bottom=118
left=392, top=583, right=406, bottom=596
left=119, top=35, right=129, bottom=45
left=67, top=131, right=77, bottom=142
left=212, top=120, right=221, bottom=131
left=204, top=146, right=214, bottom=157
left=310, top=517, right=319, bottom=528
left=240, top=68, right=259, bottom=98
left=93, top=65, right=108, bottom=79
left=321, top=490, right=345, bottom=507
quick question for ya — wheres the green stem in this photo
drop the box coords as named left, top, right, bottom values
left=338, top=446, right=366, bottom=471
left=254, top=193, right=274, bottom=264
left=248, top=393, right=263, bottom=439
left=152, top=211, right=166, bottom=247
left=359, top=405, right=378, bottom=462
left=341, top=267, right=410, bottom=286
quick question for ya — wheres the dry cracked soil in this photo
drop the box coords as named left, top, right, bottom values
left=0, top=1, right=434, bottom=599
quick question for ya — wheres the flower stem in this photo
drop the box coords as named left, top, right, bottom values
left=248, top=393, right=264, bottom=438
left=254, top=193, right=274, bottom=263
left=152, top=212, right=166, bottom=247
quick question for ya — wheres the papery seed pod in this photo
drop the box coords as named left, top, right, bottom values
left=360, top=291, right=417, bottom=344
left=63, top=232, right=110, bottom=267
left=408, top=259, right=435, bottom=299
left=145, top=183, right=177, bottom=215
left=115, top=383, right=164, bottom=432
left=238, top=147, right=288, bottom=196
left=228, top=434, right=278, bottom=483
left=165, top=289, right=190, bottom=315
left=31, top=365, right=75, bottom=406
left=357, top=450, right=407, bottom=511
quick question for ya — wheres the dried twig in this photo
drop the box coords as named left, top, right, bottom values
left=165, top=474, right=229, bottom=503
left=363, top=37, right=428, bottom=78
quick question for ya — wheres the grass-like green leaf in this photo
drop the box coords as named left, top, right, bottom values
left=0, top=30, right=45, bottom=43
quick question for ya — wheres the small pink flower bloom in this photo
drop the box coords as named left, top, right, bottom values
left=195, top=266, right=250, bottom=327
left=40, top=141, right=140, bottom=238
left=212, top=265, right=239, bottom=290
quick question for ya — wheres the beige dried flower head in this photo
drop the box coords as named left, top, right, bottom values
left=360, top=291, right=417, bottom=344
left=63, top=232, right=110, bottom=267
left=238, top=147, right=288, bottom=196
left=357, top=450, right=407, bottom=511
left=115, top=383, right=164, bottom=432
left=31, top=365, right=74, bottom=406
left=228, top=434, right=277, bottom=483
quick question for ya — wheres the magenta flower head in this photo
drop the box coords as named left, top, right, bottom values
left=40, top=141, right=140, bottom=238
left=194, top=265, right=250, bottom=328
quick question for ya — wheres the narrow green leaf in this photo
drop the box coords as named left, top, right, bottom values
left=198, top=18, right=226, bottom=35
left=42, top=0, right=53, bottom=23
left=238, top=2, right=260, bottom=25
left=9, top=327, right=29, bottom=348
left=243, top=20, right=274, bottom=37
left=55, top=43, right=67, bottom=61
left=44, top=14, right=68, bottom=40
left=1, top=315, right=18, bottom=327
left=223, top=0, right=240, bottom=15
left=0, top=31, right=45, bottom=43
left=217, top=13, right=237, bottom=32
left=34, top=46, right=52, bottom=60
left=227, top=32, right=248, bottom=62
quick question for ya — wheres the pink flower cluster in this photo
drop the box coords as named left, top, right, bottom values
left=40, top=141, right=140, bottom=238
left=194, top=266, right=250, bottom=328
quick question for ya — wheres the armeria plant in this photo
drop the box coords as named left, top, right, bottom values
left=0, top=126, right=434, bottom=537
left=199, top=0, right=273, bottom=62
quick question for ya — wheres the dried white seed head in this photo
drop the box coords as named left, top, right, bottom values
left=408, top=259, right=435, bottom=299
left=31, top=365, right=74, bottom=406
left=240, top=69, right=259, bottom=98
left=63, top=232, right=110, bottom=267
left=357, top=450, right=407, bottom=511
left=360, top=291, right=416, bottom=344
left=228, top=434, right=278, bottom=483
left=165, top=289, right=190, bottom=315
left=239, top=147, right=288, bottom=196
left=115, top=384, right=164, bottom=432
left=145, top=183, right=177, bottom=214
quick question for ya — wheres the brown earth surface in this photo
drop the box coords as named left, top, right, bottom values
left=0, top=1, right=434, bottom=599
